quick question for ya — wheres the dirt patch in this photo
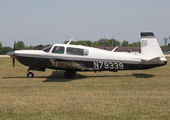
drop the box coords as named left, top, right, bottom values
left=0, top=55, right=10, bottom=57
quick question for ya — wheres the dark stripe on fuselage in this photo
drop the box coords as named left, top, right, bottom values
left=15, top=56, right=167, bottom=71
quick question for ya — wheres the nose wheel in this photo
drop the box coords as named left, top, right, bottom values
left=27, top=72, right=34, bottom=78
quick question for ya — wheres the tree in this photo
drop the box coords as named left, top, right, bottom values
left=0, top=42, right=12, bottom=54
left=111, top=39, right=121, bottom=46
left=26, top=45, right=34, bottom=50
left=42, top=44, right=51, bottom=50
left=122, top=40, right=129, bottom=46
left=0, top=42, right=2, bottom=54
left=0, top=43, right=3, bottom=55
left=64, top=39, right=121, bottom=47
left=0, top=42, right=2, bottom=48
left=99, top=39, right=106, bottom=46
left=2, top=47, right=13, bottom=54
left=33, top=46, right=39, bottom=50
left=130, top=41, right=141, bottom=46
left=15, top=41, right=25, bottom=50
left=167, top=43, right=170, bottom=52
left=74, top=40, right=88, bottom=46
left=86, top=40, right=94, bottom=46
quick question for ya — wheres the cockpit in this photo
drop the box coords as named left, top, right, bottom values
left=43, top=45, right=89, bottom=56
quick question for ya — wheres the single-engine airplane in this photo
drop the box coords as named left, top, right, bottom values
left=7, top=32, right=167, bottom=79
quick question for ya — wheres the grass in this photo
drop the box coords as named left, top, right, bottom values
left=0, top=57, right=170, bottom=120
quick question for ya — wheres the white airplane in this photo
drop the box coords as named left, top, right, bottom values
left=7, top=32, right=167, bottom=79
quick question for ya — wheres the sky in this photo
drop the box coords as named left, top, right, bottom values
left=0, top=0, right=170, bottom=47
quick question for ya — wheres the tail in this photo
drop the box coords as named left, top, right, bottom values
left=141, top=32, right=167, bottom=62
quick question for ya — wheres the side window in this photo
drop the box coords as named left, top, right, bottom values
left=52, top=46, right=65, bottom=54
left=66, top=47, right=89, bottom=56
left=84, top=50, right=89, bottom=56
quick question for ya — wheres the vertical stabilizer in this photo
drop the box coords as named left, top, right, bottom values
left=141, top=32, right=166, bottom=61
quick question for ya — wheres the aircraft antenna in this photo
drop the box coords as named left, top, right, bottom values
left=111, top=46, right=118, bottom=52
left=67, top=38, right=73, bottom=45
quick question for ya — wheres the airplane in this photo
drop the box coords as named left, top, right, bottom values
left=7, top=32, right=167, bottom=79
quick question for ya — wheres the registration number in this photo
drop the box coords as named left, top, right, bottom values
left=93, top=61, right=124, bottom=70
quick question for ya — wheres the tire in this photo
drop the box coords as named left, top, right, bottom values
left=64, top=71, right=68, bottom=78
left=64, top=70, right=76, bottom=79
left=27, top=72, right=34, bottom=78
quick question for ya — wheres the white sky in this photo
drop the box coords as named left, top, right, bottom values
left=0, top=0, right=170, bottom=47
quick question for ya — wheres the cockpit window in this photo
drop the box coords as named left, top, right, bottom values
left=66, top=47, right=89, bottom=56
left=43, top=45, right=52, bottom=52
left=52, top=46, right=65, bottom=54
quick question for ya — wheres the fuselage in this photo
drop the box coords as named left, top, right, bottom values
left=9, top=43, right=167, bottom=72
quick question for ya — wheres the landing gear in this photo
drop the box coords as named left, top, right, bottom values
left=27, top=72, right=34, bottom=78
left=27, top=67, right=45, bottom=78
left=64, top=70, right=76, bottom=79
left=27, top=67, right=34, bottom=78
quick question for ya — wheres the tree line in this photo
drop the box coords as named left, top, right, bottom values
left=1, top=39, right=169, bottom=55
left=161, top=44, right=170, bottom=53
left=64, top=39, right=141, bottom=47
left=0, top=42, right=13, bottom=55
left=0, top=41, right=50, bottom=55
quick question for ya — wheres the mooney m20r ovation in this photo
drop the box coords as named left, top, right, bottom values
left=7, top=32, right=167, bottom=79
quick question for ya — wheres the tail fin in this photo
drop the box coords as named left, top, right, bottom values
left=141, top=32, right=166, bottom=61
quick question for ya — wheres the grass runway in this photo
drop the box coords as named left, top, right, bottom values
left=0, top=57, right=170, bottom=120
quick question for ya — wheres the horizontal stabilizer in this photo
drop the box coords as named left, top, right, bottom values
left=141, top=57, right=161, bottom=62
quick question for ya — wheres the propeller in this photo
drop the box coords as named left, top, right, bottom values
left=6, top=40, right=16, bottom=67
left=13, top=40, right=16, bottom=51
left=13, top=40, right=16, bottom=67
left=13, top=57, right=15, bottom=67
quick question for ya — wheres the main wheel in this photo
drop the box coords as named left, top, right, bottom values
left=27, top=72, right=34, bottom=78
left=64, top=70, right=76, bottom=79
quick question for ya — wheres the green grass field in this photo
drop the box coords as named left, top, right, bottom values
left=0, top=57, right=170, bottom=120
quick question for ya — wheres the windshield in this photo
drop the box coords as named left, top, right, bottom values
left=43, top=45, right=53, bottom=52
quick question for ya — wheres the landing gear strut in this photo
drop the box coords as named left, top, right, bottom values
left=64, top=70, right=76, bottom=79
left=27, top=67, right=45, bottom=78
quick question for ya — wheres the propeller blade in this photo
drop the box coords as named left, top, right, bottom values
left=12, top=40, right=16, bottom=67
left=13, top=57, right=15, bottom=67
left=13, top=40, right=16, bottom=51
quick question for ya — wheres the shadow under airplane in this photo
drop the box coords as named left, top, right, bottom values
left=43, top=71, right=155, bottom=82
left=3, top=71, right=154, bottom=82
left=132, top=73, right=154, bottom=78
